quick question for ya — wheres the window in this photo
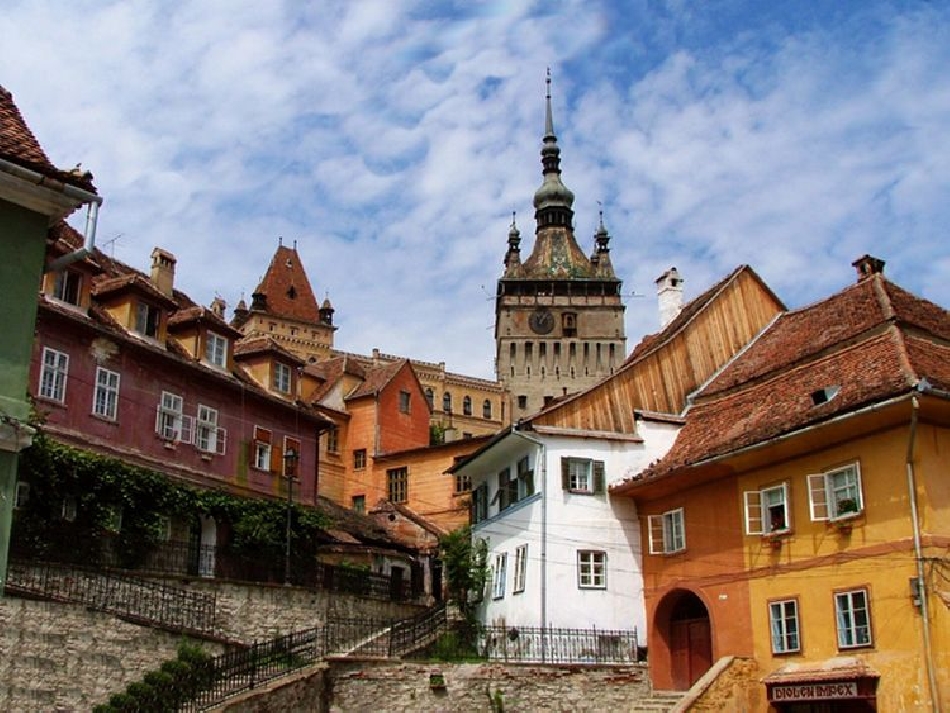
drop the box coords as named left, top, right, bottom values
left=648, top=508, right=686, bottom=554
left=462, top=396, right=472, bottom=416
left=492, top=553, right=507, bottom=599
left=155, top=391, right=190, bottom=441
left=387, top=467, right=408, bottom=503
left=53, top=270, right=82, bottom=305
left=744, top=483, right=789, bottom=535
left=352, top=495, right=365, bottom=513
left=14, top=481, right=29, bottom=509
left=134, top=302, right=160, bottom=338
left=93, top=367, right=120, bottom=420
left=399, top=390, right=411, bottom=414
left=561, top=457, right=604, bottom=494
left=39, top=347, right=69, bottom=402
left=578, top=550, right=607, bottom=589
left=513, top=544, right=528, bottom=593
left=482, top=399, right=492, bottom=419
left=517, top=456, right=534, bottom=499
left=283, top=436, right=301, bottom=477
left=353, top=448, right=367, bottom=470
left=205, top=332, right=228, bottom=367
left=471, top=482, right=488, bottom=524
left=424, top=388, right=434, bottom=410
left=273, top=363, right=291, bottom=394
left=836, top=589, right=871, bottom=649
left=252, top=426, right=272, bottom=471
left=517, top=395, right=527, bottom=410
left=809, top=463, right=863, bottom=522
left=455, top=472, right=471, bottom=494
left=442, top=392, right=452, bottom=413
left=326, top=425, right=339, bottom=454
left=769, top=599, right=800, bottom=653
left=196, top=405, right=225, bottom=454
left=495, top=468, right=517, bottom=511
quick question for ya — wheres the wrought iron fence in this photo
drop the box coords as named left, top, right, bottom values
left=179, top=628, right=322, bottom=712
left=5, top=559, right=217, bottom=636
left=475, top=625, right=640, bottom=664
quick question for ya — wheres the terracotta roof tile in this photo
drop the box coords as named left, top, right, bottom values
left=904, top=336, right=950, bottom=392
left=92, top=272, right=178, bottom=309
left=346, top=359, right=407, bottom=400
left=0, top=86, right=96, bottom=192
left=167, top=305, right=243, bottom=339
left=252, top=245, right=321, bottom=323
left=233, top=335, right=305, bottom=365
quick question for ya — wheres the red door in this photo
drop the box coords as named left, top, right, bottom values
left=671, top=621, right=690, bottom=689
left=670, top=617, right=712, bottom=690
left=688, top=619, right=712, bottom=684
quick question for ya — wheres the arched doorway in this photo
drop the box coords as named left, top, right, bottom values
left=658, top=589, right=713, bottom=690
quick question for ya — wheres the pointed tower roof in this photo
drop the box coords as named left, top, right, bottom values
left=251, top=242, right=321, bottom=323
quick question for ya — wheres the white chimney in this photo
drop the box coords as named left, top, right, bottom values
left=656, top=267, right=684, bottom=329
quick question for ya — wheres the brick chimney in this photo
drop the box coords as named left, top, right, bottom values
left=656, top=267, right=684, bottom=329
left=852, top=255, right=885, bottom=282
left=150, top=248, right=177, bottom=297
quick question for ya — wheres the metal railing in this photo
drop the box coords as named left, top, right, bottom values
left=5, top=559, right=217, bottom=636
left=476, top=625, right=639, bottom=664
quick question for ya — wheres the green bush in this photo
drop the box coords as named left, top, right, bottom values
left=91, top=705, right=115, bottom=713
left=107, top=692, right=137, bottom=712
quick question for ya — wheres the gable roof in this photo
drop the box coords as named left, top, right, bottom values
left=615, top=271, right=950, bottom=493
left=252, top=245, right=321, bottom=323
left=346, top=359, right=411, bottom=400
left=0, top=86, right=96, bottom=193
left=233, top=335, right=305, bottom=366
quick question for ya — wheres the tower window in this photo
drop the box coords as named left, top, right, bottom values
left=518, top=395, right=528, bottom=410
left=462, top=396, right=472, bottom=416
left=563, top=313, right=577, bottom=338
left=482, top=399, right=492, bottom=420
left=443, top=392, right=452, bottom=414
left=424, top=387, right=434, bottom=410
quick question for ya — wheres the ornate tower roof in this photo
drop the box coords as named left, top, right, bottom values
left=250, top=241, right=321, bottom=323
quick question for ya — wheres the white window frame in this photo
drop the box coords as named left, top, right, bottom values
left=567, top=458, right=591, bottom=492
left=196, top=404, right=226, bottom=455
left=744, top=483, right=789, bottom=535
left=492, top=552, right=507, bottom=600
left=52, top=270, right=82, bottom=305
left=252, top=426, right=272, bottom=471
left=648, top=508, right=686, bottom=554
left=808, top=463, right=863, bottom=522
left=134, top=301, right=160, bottom=338
left=155, top=391, right=191, bottom=442
left=273, top=362, right=291, bottom=394
left=769, top=599, right=800, bottom=653
left=93, top=367, right=120, bottom=421
left=39, top=347, right=69, bottom=402
left=835, top=589, right=872, bottom=649
left=578, top=550, right=607, bottom=589
left=204, top=332, right=228, bottom=368
left=513, top=544, right=528, bottom=594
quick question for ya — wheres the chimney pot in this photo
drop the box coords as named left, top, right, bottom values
left=150, top=248, right=177, bottom=297
left=852, top=255, right=885, bottom=281
left=656, top=267, right=684, bottom=329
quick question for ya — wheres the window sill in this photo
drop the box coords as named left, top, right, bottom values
left=566, top=489, right=596, bottom=496
left=162, top=441, right=177, bottom=451
left=90, top=414, right=119, bottom=426
left=200, top=453, right=213, bottom=462
left=35, top=397, right=66, bottom=409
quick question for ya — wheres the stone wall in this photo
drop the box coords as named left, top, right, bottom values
left=0, top=597, right=227, bottom=711
left=676, top=656, right=763, bottom=713
left=214, top=664, right=329, bottom=712
left=178, top=578, right=425, bottom=642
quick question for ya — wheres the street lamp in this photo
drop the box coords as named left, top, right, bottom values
left=283, top=447, right=298, bottom=585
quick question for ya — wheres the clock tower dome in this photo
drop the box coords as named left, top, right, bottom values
left=494, top=73, right=626, bottom=417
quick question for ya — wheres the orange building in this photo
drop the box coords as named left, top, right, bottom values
left=613, top=256, right=950, bottom=711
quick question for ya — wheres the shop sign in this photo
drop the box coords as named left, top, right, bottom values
left=770, top=681, right=857, bottom=701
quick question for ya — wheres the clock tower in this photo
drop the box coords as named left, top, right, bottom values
left=495, top=74, right=626, bottom=417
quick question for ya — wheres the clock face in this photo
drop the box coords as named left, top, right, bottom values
left=529, top=308, right=555, bottom=335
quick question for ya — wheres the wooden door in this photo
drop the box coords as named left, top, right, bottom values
left=671, top=620, right=691, bottom=690
left=688, top=619, right=712, bottom=685
left=671, top=617, right=712, bottom=690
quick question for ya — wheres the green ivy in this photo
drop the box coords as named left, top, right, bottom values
left=14, top=434, right=330, bottom=561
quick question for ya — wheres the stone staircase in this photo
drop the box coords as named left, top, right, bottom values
left=627, top=690, right=687, bottom=712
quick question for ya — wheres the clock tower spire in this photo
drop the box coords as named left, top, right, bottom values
left=494, top=72, right=626, bottom=417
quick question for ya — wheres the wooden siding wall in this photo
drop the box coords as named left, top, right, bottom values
left=534, top=271, right=783, bottom=433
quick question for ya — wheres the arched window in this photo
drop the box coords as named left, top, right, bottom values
left=463, top=396, right=472, bottom=416
left=424, top=387, right=434, bottom=410
left=482, top=399, right=492, bottom=419
left=443, top=391, right=452, bottom=413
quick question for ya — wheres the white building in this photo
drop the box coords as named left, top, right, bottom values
left=450, top=412, right=682, bottom=639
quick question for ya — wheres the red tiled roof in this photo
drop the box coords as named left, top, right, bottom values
left=252, top=245, right=321, bottom=323
left=167, top=305, right=243, bottom=339
left=0, top=86, right=96, bottom=193
left=346, top=359, right=408, bottom=400
left=92, top=272, right=179, bottom=310
left=233, top=335, right=305, bottom=365
left=617, top=272, right=950, bottom=490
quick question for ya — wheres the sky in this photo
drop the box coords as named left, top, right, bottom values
left=2, top=0, right=948, bottom=380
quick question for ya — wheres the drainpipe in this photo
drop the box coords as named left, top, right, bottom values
left=906, top=395, right=940, bottom=712
left=0, top=157, right=103, bottom=271
left=513, top=427, right=547, bottom=658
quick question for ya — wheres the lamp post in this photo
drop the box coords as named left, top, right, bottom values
left=283, top=447, right=298, bottom=585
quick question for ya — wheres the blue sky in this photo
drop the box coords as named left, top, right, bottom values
left=2, top=0, right=948, bottom=379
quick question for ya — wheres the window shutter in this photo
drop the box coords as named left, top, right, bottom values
left=479, top=483, right=488, bottom=521
left=808, top=474, right=829, bottom=520
left=498, top=470, right=509, bottom=510
left=523, top=469, right=534, bottom=497
left=215, top=428, right=227, bottom=455
left=744, top=490, right=763, bottom=535
left=593, top=461, right=605, bottom=493
left=179, top=415, right=194, bottom=444
left=271, top=443, right=284, bottom=474
left=561, top=458, right=570, bottom=490
left=253, top=426, right=272, bottom=444
left=647, top=515, right=664, bottom=555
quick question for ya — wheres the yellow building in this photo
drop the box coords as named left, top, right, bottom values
left=614, top=256, right=950, bottom=711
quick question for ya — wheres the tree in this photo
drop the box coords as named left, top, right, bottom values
left=440, top=525, right=488, bottom=627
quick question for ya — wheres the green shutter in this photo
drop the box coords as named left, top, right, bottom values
left=561, top=458, right=570, bottom=490
left=593, top=461, right=605, bottom=493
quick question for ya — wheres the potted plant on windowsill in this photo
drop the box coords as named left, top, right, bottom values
left=832, top=499, right=858, bottom=533
left=763, top=531, right=786, bottom=550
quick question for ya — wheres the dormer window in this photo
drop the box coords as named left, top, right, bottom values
left=273, top=362, right=291, bottom=394
left=205, top=332, right=228, bottom=368
left=53, top=270, right=82, bottom=305
left=135, top=302, right=161, bottom=338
